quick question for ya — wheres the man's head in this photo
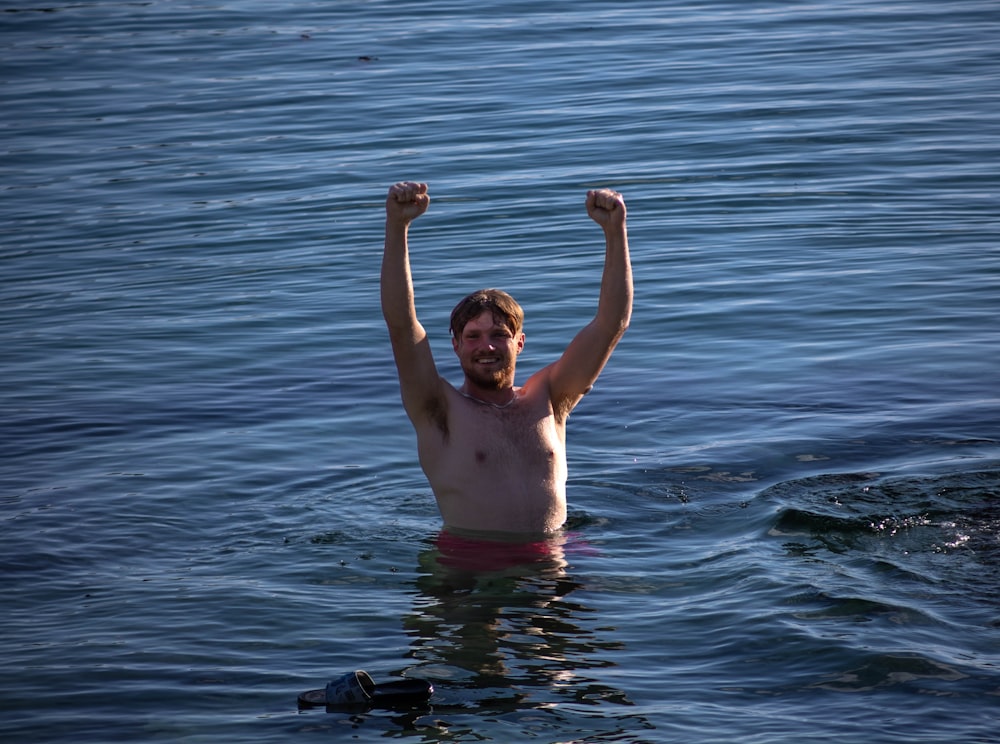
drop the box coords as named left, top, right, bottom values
left=450, top=289, right=525, bottom=391
left=449, top=289, right=523, bottom=340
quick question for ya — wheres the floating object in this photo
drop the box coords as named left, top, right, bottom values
left=298, top=670, right=433, bottom=710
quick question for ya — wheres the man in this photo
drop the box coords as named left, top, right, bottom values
left=381, top=181, right=632, bottom=536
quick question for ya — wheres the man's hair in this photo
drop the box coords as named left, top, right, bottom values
left=449, top=289, right=524, bottom=339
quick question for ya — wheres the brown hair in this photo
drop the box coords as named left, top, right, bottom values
left=449, top=289, right=524, bottom=339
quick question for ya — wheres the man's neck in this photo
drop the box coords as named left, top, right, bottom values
left=460, top=381, right=518, bottom=409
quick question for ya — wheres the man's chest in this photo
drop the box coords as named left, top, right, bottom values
left=447, top=401, right=563, bottom=466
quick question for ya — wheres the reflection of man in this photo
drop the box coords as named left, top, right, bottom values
left=410, top=536, right=577, bottom=681
left=381, top=182, right=633, bottom=535
left=403, top=538, right=646, bottom=731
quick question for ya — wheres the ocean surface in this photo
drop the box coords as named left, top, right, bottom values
left=3, top=1, right=999, bottom=741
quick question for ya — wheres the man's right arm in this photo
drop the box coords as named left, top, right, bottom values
left=380, top=182, right=444, bottom=426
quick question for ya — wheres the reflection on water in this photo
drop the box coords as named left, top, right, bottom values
left=399, top=531, right=654, bottom=739
left=4, top=0, right=999, bottom=739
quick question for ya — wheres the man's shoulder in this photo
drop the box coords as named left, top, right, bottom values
left=522, top=363, right=585, bottom=420
left=521, top=362, right=555, bottom=389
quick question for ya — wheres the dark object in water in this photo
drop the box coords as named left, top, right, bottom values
left=298, top=670, right=433, bottom=711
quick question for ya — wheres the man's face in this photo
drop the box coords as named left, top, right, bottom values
left=452, top=310, right=524, bottom=390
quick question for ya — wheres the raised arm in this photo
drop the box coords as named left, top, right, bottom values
left=547, top=189, right=633, bottom=409
left=380, top=182, right=444, bottom=424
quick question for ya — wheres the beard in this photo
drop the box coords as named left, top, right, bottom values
left=461, top=358, right=515, bottom=390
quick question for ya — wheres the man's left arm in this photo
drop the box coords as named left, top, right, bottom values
left=547, top=189, right=633, bottom=409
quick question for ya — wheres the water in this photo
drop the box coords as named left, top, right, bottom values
left=2, top=1, right=999, bottom=741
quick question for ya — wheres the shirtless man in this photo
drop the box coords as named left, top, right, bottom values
left=381, top=182, right=632, bottom=536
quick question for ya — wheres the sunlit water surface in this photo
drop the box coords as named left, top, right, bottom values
left=3, top=1, right=999, bottom=741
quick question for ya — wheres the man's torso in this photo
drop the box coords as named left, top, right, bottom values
left=414, top=372, right=569, bottom=534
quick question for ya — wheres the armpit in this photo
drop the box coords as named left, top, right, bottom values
left=423, top=392, right=449, bottom=439
left=553, top=392, right=583, bottom=422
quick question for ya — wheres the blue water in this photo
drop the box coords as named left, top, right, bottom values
left=3, top=1, right=999, bottom=741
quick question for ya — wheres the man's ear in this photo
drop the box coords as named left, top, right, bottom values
left=516, top=333, right=525, bottom=354
left=451, top=335, right=460, bottom=354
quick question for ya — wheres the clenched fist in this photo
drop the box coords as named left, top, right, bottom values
left=586, top=189, right=626, bottom=230
left=386, top=181, right=430, bottom=225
